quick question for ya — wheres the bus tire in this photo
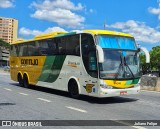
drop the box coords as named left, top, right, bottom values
left=18, top=73, right=23, bottom=87
left=68, top=79, right=79, bottom=99
left=23, top=74, right=30, bottom=88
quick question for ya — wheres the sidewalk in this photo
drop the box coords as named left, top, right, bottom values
left=0, top=68, right=10, bottom=74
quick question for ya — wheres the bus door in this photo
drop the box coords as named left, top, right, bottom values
left=81, top=33, right=98, bottom=96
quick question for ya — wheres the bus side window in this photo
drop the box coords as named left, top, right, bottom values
left=36, top=40, right=50, bottom=56
left=81, top=34, right=98, bottom=78
left=66, top=34, right=80, bottom=56
left=89, top=51, right=97, bottom=71
left=55, top=37, right=66, bottom=55
left=22, top=46, right=28, bottom=56
left=15, top=45, right=20, bottom=56
left=19, top=44, right=27, bottom=56
left=10, top=45, right=18, bottom=56
left=48, top=39, right=58, bottom=55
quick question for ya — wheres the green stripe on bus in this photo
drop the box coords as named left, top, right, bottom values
left=38, top=55, right=66, bottom=83
left=132, top=78, right=139, bottom=84
left=54, top=32, right=77, bottom=38
left=125, top=80, right=132, bottom=85
left=125, top=79, right=139, bottom=85
left=125, top=78, right=140, bottom=85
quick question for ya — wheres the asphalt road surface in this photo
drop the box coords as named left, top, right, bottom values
left=0, top=72, right=160, bottom=129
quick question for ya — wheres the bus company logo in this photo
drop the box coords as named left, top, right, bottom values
left=67, top=61, right=80, bottom=68
left=68, top=61, right=80, bottom=65
left=85, top=84, right=94, bottom=93
left=21, top=59, right=38, bottom=65
left=113, top=81, right=121, bottom=85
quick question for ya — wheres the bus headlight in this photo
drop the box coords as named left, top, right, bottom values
left=100, top=84, right=113, bottom=89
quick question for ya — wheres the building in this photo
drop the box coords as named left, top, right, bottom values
left=0, top=47, right=9, bottom=66
left=0, top=17, right=18, bottom=44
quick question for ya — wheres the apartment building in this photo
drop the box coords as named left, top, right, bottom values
left=0, top=17, right=18, bottom=44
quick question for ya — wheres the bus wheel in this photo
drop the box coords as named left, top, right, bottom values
left=18, top=74, right=23, bottom=87
left=68, top=80, right=79, bottom=99
left=23, top=74, right=30, bottom=88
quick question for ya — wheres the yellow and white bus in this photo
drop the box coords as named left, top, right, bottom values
left=10, top=30, right=149, bottom=98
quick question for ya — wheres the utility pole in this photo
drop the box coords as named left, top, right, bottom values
left=104, top=19, right=107, bottom=30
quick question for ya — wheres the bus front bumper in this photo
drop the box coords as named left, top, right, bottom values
left=99, top=86, right=140, bottom=98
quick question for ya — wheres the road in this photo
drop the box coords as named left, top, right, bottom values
left=0, top=72, right=160, bottom=129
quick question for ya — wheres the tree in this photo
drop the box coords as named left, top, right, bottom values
left=0, top=39, right=10, bottom=49
left=140, top=46, right=160, bottom=71
left=140, top=53, right=151, bottom=74
left=150, top=46, right=160, bottom=70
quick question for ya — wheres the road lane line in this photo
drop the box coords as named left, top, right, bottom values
left=19, top=92, right=29, bottom=96
left=4, top=88, right=12, bottom=91
left=66, top=106, right=87, bottom=113
left=37, top=98, right=51, bottom=102
left=115, top=120, right=147, bottom=129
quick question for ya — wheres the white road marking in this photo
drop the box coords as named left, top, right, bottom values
left=37, top=98, right=51, bottom=102
left=66, top=106, right=87, bottom=113
left=19, top=92, right=29, bottom=96
left=115, top=120, right=147, bottom=129
left=4, top=88, right=12, bottom=91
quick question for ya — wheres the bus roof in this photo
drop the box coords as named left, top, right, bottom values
left=84, top=30, right=133, bottom=37
left=12, top=32, right=67, bottom=44
left=12, top=30, right=133, bottom=44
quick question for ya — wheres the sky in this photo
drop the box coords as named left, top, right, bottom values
left=0, top=0, right=160, bottom=50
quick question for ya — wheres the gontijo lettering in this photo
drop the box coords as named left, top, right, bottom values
left=21, top=59, right=38, bottom=65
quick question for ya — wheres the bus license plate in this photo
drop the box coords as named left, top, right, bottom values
left=120, top=91, right=127, bottom=95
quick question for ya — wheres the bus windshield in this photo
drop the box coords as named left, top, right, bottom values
left=99, top=50, right=141, bottom=79
left=97, top=35, right=140, bottom=79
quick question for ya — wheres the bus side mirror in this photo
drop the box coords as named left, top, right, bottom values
left=140, top=47, right=150, bottom=63
left=96, top=45, right=104, bottom=63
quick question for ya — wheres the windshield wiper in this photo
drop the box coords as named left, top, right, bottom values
left=114, top=55, right=123, bottom=79
left=123, top=56, right=135, bottom=78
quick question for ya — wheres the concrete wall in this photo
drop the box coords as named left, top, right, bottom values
left=156, top=78, right=160, bottom=91
left=140, top=75, right=160, bottom=92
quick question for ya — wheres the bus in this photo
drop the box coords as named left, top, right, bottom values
left=10, top=30, right=150, bottom=98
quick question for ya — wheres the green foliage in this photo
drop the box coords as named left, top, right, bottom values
left=140, top=46, right=160, bottom=70
left=150, top=46, right=160, bottom=70
left=0, top=39, right=10, bottom=49
left=139, top=54, right=146, bottom=65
